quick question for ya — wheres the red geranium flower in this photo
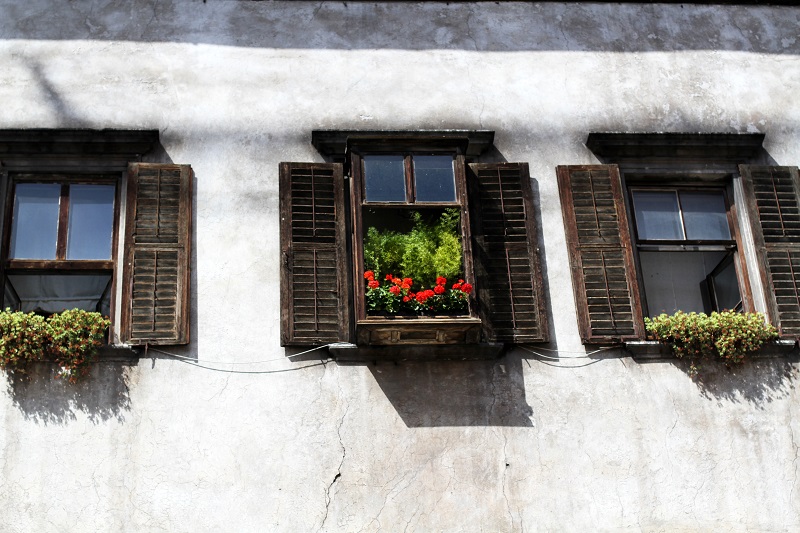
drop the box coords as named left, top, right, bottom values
left=368, top=280, right=379, bottom=289
left=416, top=292, right=429, bottom=303
left=458, top=279, right=464, bottom=284
left=389, top=285, right=401, bottom=295
left=403, top=296, right=411, bottom=303
left=385, top=274, right=393, bottom=281
left=452, top=283, right=461, bottom=290
left=436, top=276, right=446, bottom=285
left=461, top=283, right=473, bottom=294
left=434, top=285, right=445, bottom=295
left=364, top=270, right=374, bottom=280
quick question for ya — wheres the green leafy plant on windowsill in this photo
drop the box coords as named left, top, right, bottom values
left=363, top=208, right=470, bottom=315
left=644, top=311, right=778, bottom=376
left=0, top=308, right=110, bottom=383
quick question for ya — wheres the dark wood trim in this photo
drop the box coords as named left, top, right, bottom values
left=6, top=260, right=114, bottom=271
left=121, top=163, right=192, bottom=345
left=587, top=133, right=765, bottom=167
left=557, top=164, right=645, bottom=344
left=739, top=165, right=800, bottom=337
left=0, top=130, right=158, bottom=173
left=279, top=162, right=349, bottom=345
left=350, top=153, right=367, bottom=323
left=55, top=184, right=69, bottom=260
left=312, top=130, right=494, bottom=160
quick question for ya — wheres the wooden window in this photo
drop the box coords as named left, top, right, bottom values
left=559, top=160, right=800, bottom=343
left=0, top=131, right=192, bottom=347
left=0, top=164, right=192, bottom=346
left=630, top=186, right=745, bottom=316
left=2, top=175, right=118, bottom=319
left=279, top=136, right=548, bottom=347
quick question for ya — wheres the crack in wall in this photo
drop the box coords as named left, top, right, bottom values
left=319, top=373, right=348, bottom=532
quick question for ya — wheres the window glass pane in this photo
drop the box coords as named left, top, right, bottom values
left=364, top=155, right=406, bottom=202
left=5, top=273, right=112, bottom=314
left=711, top=256, right=742, bottom=311
left=10, top=183, right=61, bottom=259
left=631, top=190, right=683, bottom=240
left=67, top=184, right=115, bottom=260
left=640, top=250, right=729, bottom=316
left=680, top=191, right=731, bottom=240
left=414, top=155, right=456, bottom=202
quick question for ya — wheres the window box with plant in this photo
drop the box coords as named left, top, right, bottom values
left=643, top=310, right=779, bottom=374
left=0, top=308, right=110, bottom=383
left=280, top=131, right=549, bottom=354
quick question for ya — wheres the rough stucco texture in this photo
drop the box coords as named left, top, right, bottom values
left=1, top=1, right=800, bottom=531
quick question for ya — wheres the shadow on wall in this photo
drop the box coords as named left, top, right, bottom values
left=671, top=353, right=800, bottom=406
left=4, top=362, right=133, bottom=424
left=367, top=356, right=533, bottom=428
left=3, top=2, right=799, bottom=54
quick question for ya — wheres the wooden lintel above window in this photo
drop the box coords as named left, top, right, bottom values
left=311, top=130, right=495, bottom=161
left=586, top=133, right=766, bottom=169
left=0, top=129, right=160, bottom=172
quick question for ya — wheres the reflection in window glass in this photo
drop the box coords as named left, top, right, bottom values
left=711, top=256, right=741, bottom=311
left=414, top=156, right=456, bottom=202
left=364, top=155, right=406, bottom=202
left=632, top=190, right=683, bottom=240
left=5, top=273, right=112, bottom=314
left=10, top=183, right=61, bottom=259
left=680, top=191, right=731, bottom=240
left=67, top=185, right=115, bottom=260
left=640, top=250, right=739, bottom=316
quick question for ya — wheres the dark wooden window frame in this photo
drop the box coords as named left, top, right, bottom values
left=559, top=133, right=778, bottom=345
left=0, top=130, right=192, bottom=348
left=282, top=130, right=549, bottom=352
left=1, top=172, right=120, bottom=329
left=349, top=143, right=482, bottom=345
left=624, top=178, right=754, bottom=317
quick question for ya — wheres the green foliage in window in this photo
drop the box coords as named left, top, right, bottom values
left=363, top=208, right=463, bottom=289
left=48, top=309, right=110, bottom=383
left=0, top=310, right=48, bottom=372
left=645, top=311, right=777, bottom=374
left=0, top=308, right=110, bottom=383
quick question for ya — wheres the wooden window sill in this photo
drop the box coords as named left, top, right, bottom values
left=356, top=317, right=481, bottom=345
left=328, top=341, right=504, bottom=362
left=626, top=339, right=798, bottom=361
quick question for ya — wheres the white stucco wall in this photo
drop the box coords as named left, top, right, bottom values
left=1, top=1, right=800, bottom=531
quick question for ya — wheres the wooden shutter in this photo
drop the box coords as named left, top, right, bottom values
left=121, top=163, right=192, bottom=345
left=467, top=163, right=548, bottom=343
left=739, top=165, right=800, bottom=337
left=557, top=165, right=643, bottom=343
left=279, top=163, right=350, bottom=345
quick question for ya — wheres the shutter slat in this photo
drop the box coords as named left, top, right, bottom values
left=121, top=163, right=192, bottom=345
left=280, top=162, right=350, bottom=346
left=740, top=165, right=800, bottom=337
left=557, top=165, right=644, bottom=344
left=468, top=163, right=548, bottom=343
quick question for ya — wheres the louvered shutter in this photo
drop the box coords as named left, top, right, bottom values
left=739, top=165, right=800, bottom=337
left=467, top=163, right=548, bottom=343
left=279, top=163, right=350, bottom=345
left=557, top=165, right=643, bottom=343
left=121, top=163, right=192, bottom=345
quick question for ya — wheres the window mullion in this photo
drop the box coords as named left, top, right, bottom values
left=56, top=183, right=70, bottom=260
left=675, top=190, right=688, bottom=240
left=405, top=154, right=415, bottom=203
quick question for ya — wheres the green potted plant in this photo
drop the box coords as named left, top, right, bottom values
left=0, top=308, right=109, bottom=383
left=644, top=311, right=778, bottom=375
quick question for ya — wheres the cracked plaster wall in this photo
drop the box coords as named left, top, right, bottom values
left=1, top=1, right=800, bottom=531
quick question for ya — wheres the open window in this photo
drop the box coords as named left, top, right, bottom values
left=279, top=131, right=549, bottom=350
left=558, top=133, right=800, bottom=343
left=630, top=187, right=744, bottom=316
left=0, top=130, right=192, bottom=346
